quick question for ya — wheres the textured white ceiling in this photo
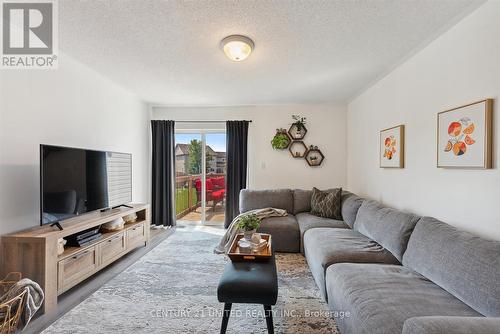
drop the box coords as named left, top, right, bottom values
left=59, top=0, right=482, bottom=106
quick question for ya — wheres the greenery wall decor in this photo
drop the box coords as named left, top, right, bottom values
left=271, top=128, right=291, bottom=149
left=271, top=115, right=325, bottom=167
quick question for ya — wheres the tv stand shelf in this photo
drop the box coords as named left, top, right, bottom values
left=0, top=204, right=150, bottom=313
left=58, top=219, right=146, bottom=261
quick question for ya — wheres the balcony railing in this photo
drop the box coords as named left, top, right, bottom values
left=175, top=173, right=225, bottom=219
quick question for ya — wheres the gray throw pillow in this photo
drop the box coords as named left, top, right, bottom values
left=310, top=187, right=342, bottom=220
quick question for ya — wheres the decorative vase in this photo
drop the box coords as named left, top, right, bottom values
left=244, top=229, right=256, bottom=241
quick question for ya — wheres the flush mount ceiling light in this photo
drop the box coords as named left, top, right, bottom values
left=220, top=35, right=254, bottom=62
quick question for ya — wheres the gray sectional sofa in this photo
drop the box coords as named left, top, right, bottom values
left=238, top=188, right=500, bottom=334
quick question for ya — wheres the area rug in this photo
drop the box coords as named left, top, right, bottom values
left=43, top=228, right=338, bottom=333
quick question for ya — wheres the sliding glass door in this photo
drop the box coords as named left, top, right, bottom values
left=175, top=130, right=226, bottom=224
left=203, top=133, right=226, bottom=224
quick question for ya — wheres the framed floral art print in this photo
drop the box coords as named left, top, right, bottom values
left=437, top=99, right=492, bottom=169
left=380, top=125, right=405, bottom=168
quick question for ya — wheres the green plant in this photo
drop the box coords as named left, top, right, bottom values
left=292, top=115, right=307, bottom=131
left=237, top=214, right=261, bottom=231
left=271, top=128, right=290, bottom=149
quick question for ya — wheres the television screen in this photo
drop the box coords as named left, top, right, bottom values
left=40, top=145, right=132, bottom=225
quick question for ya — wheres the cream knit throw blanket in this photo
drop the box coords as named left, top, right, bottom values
left=214, top=207, right=287, bottom=254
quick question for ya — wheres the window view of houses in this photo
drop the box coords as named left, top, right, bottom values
left=175, top=142, right=227, bottom=175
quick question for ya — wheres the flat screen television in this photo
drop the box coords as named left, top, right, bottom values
left=40, top=144, right=132, bottom=226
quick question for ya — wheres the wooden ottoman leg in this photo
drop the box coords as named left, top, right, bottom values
left=220, top=303, right=232, bottom=334
left=264, top=305, right=274, bottom=334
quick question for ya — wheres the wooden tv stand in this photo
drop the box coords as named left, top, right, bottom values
left=0, top=204, right=150, bottom=313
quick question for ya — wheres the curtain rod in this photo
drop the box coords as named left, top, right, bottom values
left=174, top=120, right=252, bottom=123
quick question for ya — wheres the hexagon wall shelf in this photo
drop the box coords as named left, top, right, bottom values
left=288, top=124, right=307, bottom=140
left=305, top=147, right=325, bottom=167
left=289, top=141, right=308, bottom=158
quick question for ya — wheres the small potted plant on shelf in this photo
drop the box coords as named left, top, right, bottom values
left=271, top=128, right=290, bottom=149
left=292, top=115, right=307, bottom=131
left=289, top=115, right=307, bottom=139
left=237, top=214, right=261, bottom=241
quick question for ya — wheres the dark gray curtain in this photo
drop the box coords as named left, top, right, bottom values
left=151, top=120, right=176, bottom=227
left=224, top=121, right=249, bottom=228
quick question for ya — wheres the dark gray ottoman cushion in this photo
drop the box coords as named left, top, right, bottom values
left=295, top=212, right=348, bottom=254
left=341, top=191, right=364, bottom=228
left=257, top=215, right=300, bottom=253
left=403, top=217, right=500, bottom=317
left=217, top=255, right=278, bottom=305
left=303, top=228, right=398, bottom=300
left=239, top=189, right=293, bottom=214
left=326, top=263, right=481, bottom=334
left=354, top=199, right=420, bottom=262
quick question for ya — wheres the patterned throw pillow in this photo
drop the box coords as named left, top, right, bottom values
left=310, top=187, right=342, bottom=220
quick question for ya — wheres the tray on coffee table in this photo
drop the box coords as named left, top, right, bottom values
left=228, top=233, right=272, bottom=262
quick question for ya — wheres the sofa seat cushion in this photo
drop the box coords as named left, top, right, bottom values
left=303, top=228, right=398, bottom=300
left=354, top=199, right=420, bottom=262
left=402, top=316, right=500, bottom=334
left=211, top=189, right=225, bottom=201
left=257, top=215, right=300, bottom=253
left=403, top=217, right=500, bottom=317
left=326, top=263, right=481, bottom=334
left=295, top=212, right=348, bottom=254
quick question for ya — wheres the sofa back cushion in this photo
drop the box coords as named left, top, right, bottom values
left=195, top=178, right=213, bottom=191
left=211, top=177, right=225, bottom=189
left=354, top=200, right=420, bottom=262
left=403, top=217, right=500, bottom=317
left=239, top=189, right=293, bottom=214
left=341, top=191, right=364, bottom=228
left=293, top=189, right=312, bottom=214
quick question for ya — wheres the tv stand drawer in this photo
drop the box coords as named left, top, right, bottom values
left=127, top=222, right=146, bottom=249
left=58, top=246, right=97, bottom=293
left=99, top=232, right=126, bottom=266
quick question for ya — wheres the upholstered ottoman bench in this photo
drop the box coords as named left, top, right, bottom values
left=217, top=254, right=278, bottom=333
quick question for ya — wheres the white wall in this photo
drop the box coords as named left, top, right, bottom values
left=153, top=104, right=347, bottom=190
left=0, top=54, right=150, bottom=235
left=347, top=0, right=500, bottom=240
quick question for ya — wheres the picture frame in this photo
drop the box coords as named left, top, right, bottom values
left=380, top=125, right=405, bottom=168
left=437, top=99, right=492, bottom=169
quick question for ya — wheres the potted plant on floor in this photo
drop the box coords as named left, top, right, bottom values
left=237, top=214, right=261, bottom=241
